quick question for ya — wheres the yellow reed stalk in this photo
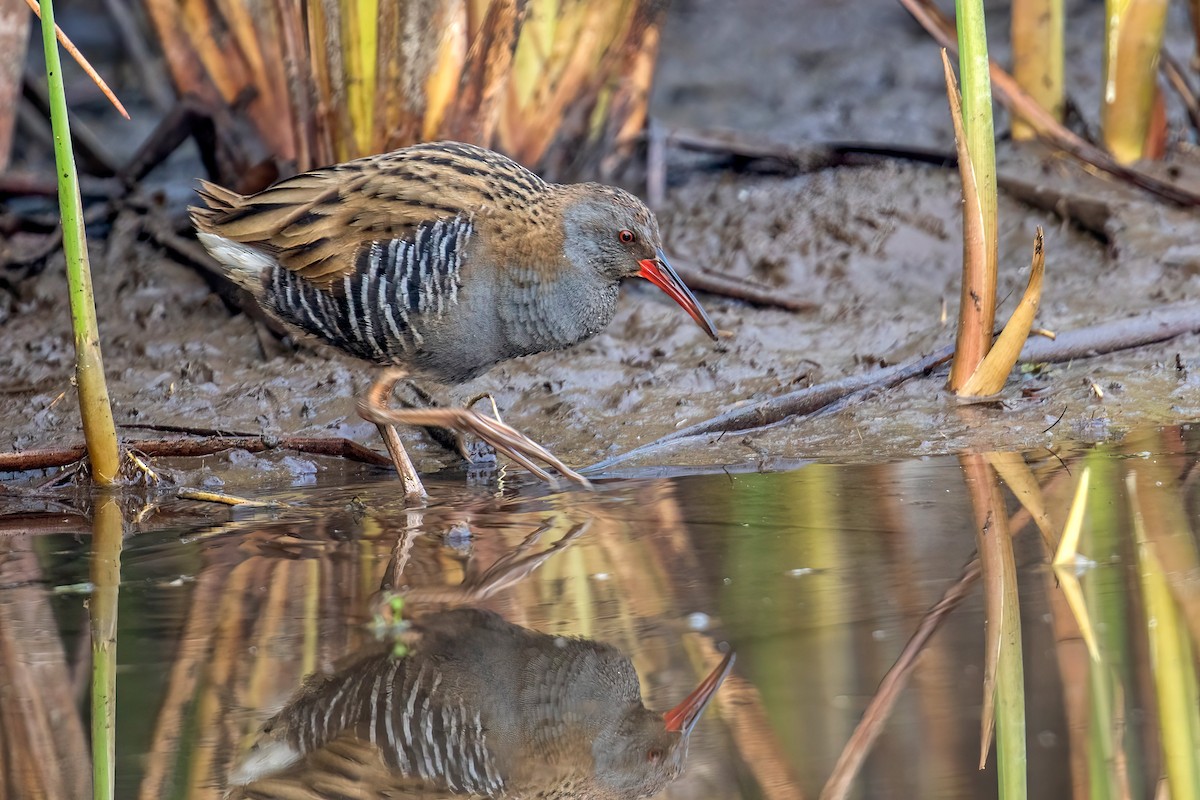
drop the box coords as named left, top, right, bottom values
left=1010, top=0, right=1063, bottom=139
left=340, top=0, right=377, bottom=156
left=1102, top=0, right=1170, bottom=163
left=1052, top=466, right=1090, bottom=567
left=423, top=3, right=469, bottom=141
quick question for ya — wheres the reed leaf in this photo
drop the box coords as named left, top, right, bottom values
left=958, top=228, right=1045, bottom=398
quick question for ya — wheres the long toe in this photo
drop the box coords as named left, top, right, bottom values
left=357, top=397, right=592, bottom=489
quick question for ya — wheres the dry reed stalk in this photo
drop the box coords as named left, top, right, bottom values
left=143, top=0, right=666, bottom=180
left=942, top=50, right=996, bottom=391
left=0, top=0, right=29, bottom=171
left=1010, top=0, right=1063, bottom=139
left=1102, top=0, right=1170, bottom=164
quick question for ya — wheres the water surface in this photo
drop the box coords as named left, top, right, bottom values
left=1, top=425, right=1197, bottom=799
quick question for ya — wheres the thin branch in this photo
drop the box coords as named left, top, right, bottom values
left=670, top=260, right=819, bottom=313
left=0, top=435, right=393, bottom=473
left=24, top=0, right=129, bottom=119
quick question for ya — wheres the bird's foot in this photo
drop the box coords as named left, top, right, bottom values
left=359, top=395, right=591, bottom=490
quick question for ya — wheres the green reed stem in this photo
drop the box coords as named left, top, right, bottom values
left=38, top=0, right=120, bottom=484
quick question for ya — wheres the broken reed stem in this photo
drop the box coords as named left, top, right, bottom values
left=38, top=0, right=120, bottom=485
left=946, top=0, right=998, bottom=390
left=1010, top=0, right=1063, bottom=139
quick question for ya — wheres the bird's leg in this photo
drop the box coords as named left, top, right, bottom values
left=358, top=371, right=592, bottom=490
left=454, top=393, right=503, bottom=463
left=363, top=368, right=427, bottom=499
left=465, top=393, right=503, bottom=422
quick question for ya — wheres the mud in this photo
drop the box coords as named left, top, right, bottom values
left=2, top=0, right=1199, bottom=482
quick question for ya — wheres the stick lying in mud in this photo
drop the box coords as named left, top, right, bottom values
left=670, top=260, right=819, bottom=313
left=0, top=435, right=392, bottom=473
left=583, top=301, right=1200, bottom=473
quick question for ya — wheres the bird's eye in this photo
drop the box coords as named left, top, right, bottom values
left=618, top=229, right=636, bottom=244
left=647, top=747, right=664, bottom=763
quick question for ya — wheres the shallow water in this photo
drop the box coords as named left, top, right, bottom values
left=1, top=424, right=1198, bottom=799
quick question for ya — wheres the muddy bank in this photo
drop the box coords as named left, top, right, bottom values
left=2, top=0, right=1199, bottom=482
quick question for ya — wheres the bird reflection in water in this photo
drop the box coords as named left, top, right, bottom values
left=226, top=519, right=734, bottom=800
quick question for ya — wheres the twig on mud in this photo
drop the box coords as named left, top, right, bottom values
left=1019, top=302, right=1200, bottom=361
left=1162, top=52, right=1200, bottom=136
left=670, top=260, right=819, bottom=313
left=653, top=124, right=1118, bottom=244
left=994, top=175, right=1115, bottom=243
left=585, top=301, right=1200, bottom=471
left=819, top=557, right=982, bottom=800
left=118, top=422, right=259, bottom=437
left=582, top=344, right=957, bottom=472
left=659, top=123, right=956, bottom=172
left=0, top=435, right=393, bottom=473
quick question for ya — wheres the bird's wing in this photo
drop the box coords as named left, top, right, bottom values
left=190, top=143, right=545, bottom=290
left=225, top=734, right=488, bottom=800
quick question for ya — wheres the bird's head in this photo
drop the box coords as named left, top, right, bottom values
left=591, top=650, right=735, bottom=799
left=562, top=185, right=718, bottom=340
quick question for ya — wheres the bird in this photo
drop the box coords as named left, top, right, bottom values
left=190, top=141, right=718, bottom=497
left=226, top=607, right=735, bottom=800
